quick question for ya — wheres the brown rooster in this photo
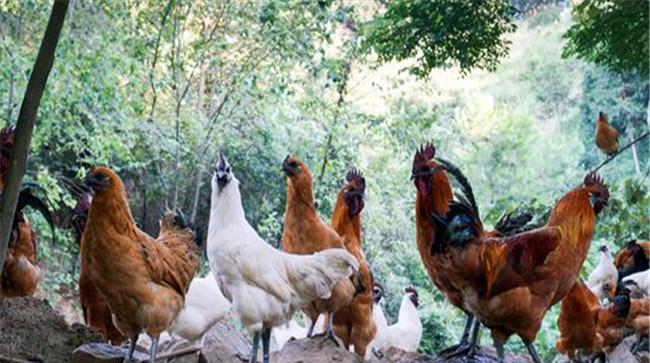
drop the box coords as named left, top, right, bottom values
left=427, top=157, right=609, bottom=363
left=82, top=166, right=199, bottom=362
left=331, top=168, right=376, bottom=356
left=72, top=192, right=126, bottom=345
left=0, top=125, right=55, bottom=299
left=595, top=111, right=619, bottom=156
left=556, top=280, right=602, bottom=361
left=281, top=155, right=360, bottom=344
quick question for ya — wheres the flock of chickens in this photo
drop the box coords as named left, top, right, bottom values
left=0, top=111, right=647, bottom=363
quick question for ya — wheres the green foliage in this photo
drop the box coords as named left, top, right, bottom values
left=563, top=0, right=650, bottom=75
left=363, top=0, right=517, bottom=76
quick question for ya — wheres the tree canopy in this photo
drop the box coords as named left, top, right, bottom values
left=563, top=0, right=650, bottom=75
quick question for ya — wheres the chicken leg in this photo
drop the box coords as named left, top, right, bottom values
left=525, top=342, right=543, bottom=363
left=123, top=334, right=138, bottom=363
left=325, top=313, right=340, bottom=347
left=261, top=328, right=271, bottom=363
left=149, top=334, right=159, bottom=363
left=249, top=332, right=261, bottom=363
left=438, top=314, right=476, bottom=357
left=306, top=317, right=318, bottom=338
left=495, top=340, right=505, bottom=362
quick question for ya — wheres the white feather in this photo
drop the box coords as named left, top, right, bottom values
left=365, top=301, right=390, bottom=359
left=386, top=292, right=422, bottom=352
left=586, top=246, right=618, bottom=302
left=167, top=274, right=231, bottom=341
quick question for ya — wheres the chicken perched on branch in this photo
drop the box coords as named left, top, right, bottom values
left=555, top=281, right=602, bottom=361
left=595, top=111, right=620, bottom=156
left=207, top=154, right=360, bottom=363
left=72, top=192, right=126, bottom=345
left=587, top=245, right=618, bottom=302
left=330, top=168, right=376, bottom=356
left=281, top=155, right=363, bottom=343
left=81, top=166, right=200, bottom=362
left=434, top=165, right=608, bottom=362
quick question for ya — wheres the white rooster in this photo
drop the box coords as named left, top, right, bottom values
left=366, top=282, right=390, bottom=359
left=587, top=245, right=618, bottom=302
left=206, top=153, right=360, bottom=363
left=168, top=273, right=231, bottom=342
left=387, top=286, right=422, bottom=353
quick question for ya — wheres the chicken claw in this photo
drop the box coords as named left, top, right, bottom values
left=123, top=335, right=138, bottom=363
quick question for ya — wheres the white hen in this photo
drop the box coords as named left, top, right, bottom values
left=587, top=245, right=618, bottom=302
left=168, top=273, right=231, bottom=342
left=365, top=283, right=390, bottom=359
left=387, top=287, right=422, bottom=353
left=206, top=154, right=360, bottom=363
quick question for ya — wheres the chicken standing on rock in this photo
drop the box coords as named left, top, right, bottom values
left=72, top=192, right=126, bottom=345
left=587, top=245, right=618, bottom=302
left=387, top=286, right=422, bottom=353
left=331, top=168, right=376, bottom=356
left=81, top=166, right=200, bottom=363
left=426, top=159, right=609, bottom=363
left=281, top=155, right=363, bottom=344
left=206, top=154, right=360, bottom=363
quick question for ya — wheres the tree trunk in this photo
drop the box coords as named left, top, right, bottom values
left=0, top=0, right=69, bottom=269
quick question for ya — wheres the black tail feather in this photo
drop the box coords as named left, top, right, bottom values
left=15, top=185, right=56, bottom=246
left=494, top=210, right=534, bottom=236
left=434, top=157, right=480, bottom=221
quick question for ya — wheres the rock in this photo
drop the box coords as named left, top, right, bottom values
left=200, top=322, right=251, bottom=363
left=0, top=297, right=102, bottom=363
left=72, top=321, right=250, bottom=363
left=271, top=335, right=364, bottom=363
left=366, top=346, right=533, bottom=363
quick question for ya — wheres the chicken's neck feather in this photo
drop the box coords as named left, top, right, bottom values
left=208, top=178, right=247, bottom=232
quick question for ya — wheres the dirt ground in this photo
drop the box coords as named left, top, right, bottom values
left=0, top=297, right=102, bottom=363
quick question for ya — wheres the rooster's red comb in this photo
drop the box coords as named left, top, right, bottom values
left=584, top=172, right=606, bottom=188
left=346, top=168, right=365, bottom=193
left=413, top=142, right=436, bottom=169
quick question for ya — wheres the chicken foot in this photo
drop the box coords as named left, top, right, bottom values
left=444, top=319, right=480, bottom=359
left=495, top=340, right=543, bottom=363
left=325, top=313, right=341, bottom=347
left=123, top=334, right=138, bottom=363
left=249, top=332, right=261, bottom=363
left=438, top=314, right=476, bottom=357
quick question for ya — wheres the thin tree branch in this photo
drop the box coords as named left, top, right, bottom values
left=590, top=131, right=650, bottom=175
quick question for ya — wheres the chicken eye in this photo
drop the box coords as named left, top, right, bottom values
left=226, top=166, right=231, bottom=173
